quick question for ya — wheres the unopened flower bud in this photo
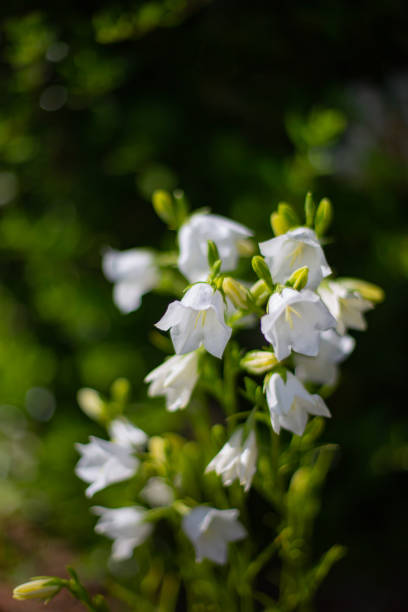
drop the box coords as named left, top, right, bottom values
left=111, top=377, right=131, bottom=403
left=152, top=190, right=176, bottom=228
left=338, top=278, right=384, bottom=303
left=304, top=192, right=315, bottom=227
left=236, top=238, right=255, bottom=256
left=249, top=279, right=271, bottom=306
left=270, top=212, right=290, bottom=236
left=149, top=436, right=167, bottom=463
left=252, top=256, right=274, bottom=290
left=77, top=388, right=106, bottom=423
left=315, top=197, right=333, bottom=236
left=287, top=266, right=309, bottom=291
left=223, top=277, right=249, bottom=309
left=241, top=350, right=278, bottom=374
left=13, top=578, right=61, bottom=601
left=207, top=240, right=220, bottom=267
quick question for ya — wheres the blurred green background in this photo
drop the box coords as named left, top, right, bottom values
left=0, top=1, right=407, bottom=610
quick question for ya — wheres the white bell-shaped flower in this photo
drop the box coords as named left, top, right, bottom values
left=144, top=351, right=199, bottom=411
left=178, top=213, right=252, bottom=282
left=294, top=329, right=355, bottom=386
left=206, top=427, right=257, bottom=492
left=155, top=283, right=232, bottom=359
left=92, top=506, right=153, bottom=561
left=259, top=227, right=331, bottom=289
left=265, top=371, right=331, bottom=436
left=261, top=288, right=336, bottom=361
left=102, top=247, right=158, bottom=313
left=75, top=436, right=139, bottom=497
left=182, top=506, right=246, bottom=565
left=108, top=418, right=148, bottom=450
left=318, top=281, right=374, bottom=335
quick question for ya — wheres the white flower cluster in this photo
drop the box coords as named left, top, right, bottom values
left=76, top=199, right=379, bottom=568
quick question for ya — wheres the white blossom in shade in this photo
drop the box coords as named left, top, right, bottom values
left=102, top=247, right=158, bottom=313
left=178, top=213, right=253, bottom=282
left=265, top=371, right=331, bottom=436
left=140, top=477, right=174, bottom=507
left=182, top=506, right=246, bottom=565
left=155, top=283, right=232, bottom=359
left=92, top=506, right=153, bottom=561
left=318, top=281, right=374, bottom=335
left=75, top=436, right=139, bottom=497
left=294, top=329, right=355, bottom=386
left=206, top=428, right=257, bottom=492
left=259, top=227, right=331, bottom=289
left=144, top=351, right=199, bottom=411
left=260, top=288, right=336, bottom=361
left=108, top=418, right=148, bottom=450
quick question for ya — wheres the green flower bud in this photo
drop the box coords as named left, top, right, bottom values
left=222, top=277, right=249, bottom=309
left=287, top=266, right=309, bottom=291
left=252, top=256, right=274, bottom=290
left=278, top=202, right=300, bottom=227
left=77, top=388, right=106, bottom=423
left=207, top=240, right=220, bottom=268
left=270, top=212, right=291, bottom=236
left=13, top=578, right=61, bottom=602
left=241, top=350, right=278, bottom=375
left=338, top=278, right=385, bottom=303
left=249, top=279, right=271, bottom=306
left=304, top=191, right=315, bottom=227
left=110, top=377, right=131, bottom=403
left=315, top=197, right=333, bottom=236
left=152, top=189, right=176, bottom=228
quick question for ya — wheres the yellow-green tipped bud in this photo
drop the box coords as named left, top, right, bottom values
left=152, top=189, right=176, bottom=228
left=207, top=240, right=220, bottom=267
left=278, top=202, right=300, bottom=227
left=236, top=238, right=256, bottom=256
left=111, top=377, right=131, bottom=403
left=270, top=212, right=291, bottom=236
left=13, top=578, right=61, bottom=601
left=252, top=255, right=274, bottom=290
left=249, top=279, right=271, bottom=306
left=77, top=388, right=106, bottom=423
left=149, top=436, right=167, bottom=464
left=315, top=197, right=333, bottom=236
left=305, top=191, right=315, bottom=227
left=287, top=266, right=309, bottom=291
left=288, top=466, right=312, bottom=498
left=241, top=350, right=278, bottom=375
left=338, top=278, right=384, bottom=303
left=222, top=277, right=249, bottom=310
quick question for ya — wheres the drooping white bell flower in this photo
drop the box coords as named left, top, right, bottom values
left=102, top=247, right=159, bottom=313
left=259, top=227, right=331, bottom=290
left=261, top=288, right=336, bottom=361
left=182, top=506, right=246, bottom=565
left=155, top=283, right=232, bottom=359
left=92, top=506, right=153, bottom=561
left=75, top=436, right=139, bottom=497
left=178, top=213, right=253, bottom=282
left=108, top=418, right=148, bottom=450
left=265, top=371, right=331, bottom=436
left=318, top=281, right=374, bottom=335
left=144, top=351, right=199, bottom=411
left=206, top=428, right=257, bottom=492
left=294, top=329, right=355, bottom=386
